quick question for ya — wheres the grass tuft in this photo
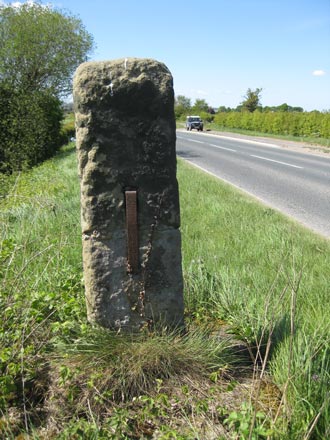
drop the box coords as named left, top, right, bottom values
left=52, top=325, right=234, bottom=400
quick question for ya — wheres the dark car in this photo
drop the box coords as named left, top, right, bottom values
left=186, top=115, right=204, bottom=131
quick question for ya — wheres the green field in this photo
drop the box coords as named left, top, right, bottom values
left=1, top=143, right=329, bottom=438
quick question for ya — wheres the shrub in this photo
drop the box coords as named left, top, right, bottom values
left=200, top=111, right=214, bottom=123
left=213, top=109, right=330, bottom=140
left=0, top=83, right=64, bottom=173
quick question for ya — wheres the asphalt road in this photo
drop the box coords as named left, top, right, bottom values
left=176, top=131, right=330, bottom=239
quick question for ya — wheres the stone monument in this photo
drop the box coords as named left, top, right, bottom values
left=73, top=58, right=184, bottom=331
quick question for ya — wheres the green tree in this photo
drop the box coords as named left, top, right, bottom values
left=277, top=103, right=289, bottom=112
left=291, top=106, right=304, bottom=113
left=217, top=106, right=232, bottom=113
left=0, top=2, right=94, bottom=172
left=175, top=95, right=191, bottom=119
left=241, top=88, right=262, bottom=112
left=0, top=2, right=94, bottom=96
left=192, top=99, right=209, bottom=114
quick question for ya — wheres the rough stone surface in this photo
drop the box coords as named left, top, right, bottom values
left=73, top=58, right=184, bottom=331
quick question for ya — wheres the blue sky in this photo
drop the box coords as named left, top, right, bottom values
left=3, top=0, right=330, bottom=110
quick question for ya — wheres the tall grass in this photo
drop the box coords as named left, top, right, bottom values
left=0, top=144, right=87, bottom=430
left=1, top=145, right=329, bottom=438
left=178, top=158, right=330, bottom=438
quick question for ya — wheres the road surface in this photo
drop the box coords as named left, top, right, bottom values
left=176, top=131, right=330, bottom=239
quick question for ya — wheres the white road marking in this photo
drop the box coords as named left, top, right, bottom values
left=216, top=135, right=280, bottom=148
left=210, top=143, right=236, bottom=152
left=180, top=131, right=281, bottom=149
left=250, top=155, right=304, bottom=169
left=178, top=134, right=304, bottom=169
left=189, top=139, right=205, bottom=144
left=177, top=136, right=236, bottom=151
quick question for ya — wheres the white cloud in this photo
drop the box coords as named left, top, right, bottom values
left=8, top=0, right=52, bottom=8
left=9, top=1, right=35, bottom=7
left=312, top=70, right=326, bottom=76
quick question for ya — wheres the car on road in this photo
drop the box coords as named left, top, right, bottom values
left=186, top=115, right=203, bottom=131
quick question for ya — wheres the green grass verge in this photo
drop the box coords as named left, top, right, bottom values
left=0, top=146, right=329, bottom=438
left=178, top=158, right=330, bottom=439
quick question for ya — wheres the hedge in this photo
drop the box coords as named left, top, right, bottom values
left=0, top=84, right=64, bottom=173
left=213, top=111, right=330, bottom=139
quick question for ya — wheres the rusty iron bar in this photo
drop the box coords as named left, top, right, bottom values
left=125, top=190, right=139, bottom=273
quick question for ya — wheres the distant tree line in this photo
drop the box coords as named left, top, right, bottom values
left=175, top=88, right=330, bottom=139
left=175, top=97, right=215, bottom=123
left=0, top=3, right=93, bottom=173
left=213, top=111, right=330, bottom=138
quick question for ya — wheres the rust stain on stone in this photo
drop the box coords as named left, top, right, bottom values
left=125, top=190, right=139, bottom=274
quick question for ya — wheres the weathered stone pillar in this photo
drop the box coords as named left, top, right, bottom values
left=73, top=58, right=184, bottom=331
